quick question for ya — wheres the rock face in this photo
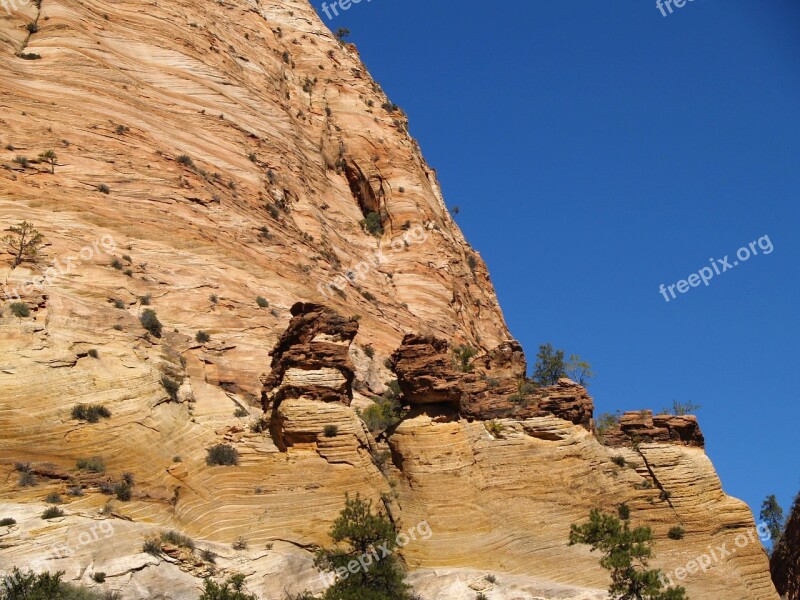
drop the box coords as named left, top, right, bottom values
left=771, top=494, right=800, bottom=599
left=605, top=411, right=706, bottom=448
left=0, top=0, right=779, bottom=599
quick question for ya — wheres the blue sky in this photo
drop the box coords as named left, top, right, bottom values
left=308, top=1, right=800, bottom=524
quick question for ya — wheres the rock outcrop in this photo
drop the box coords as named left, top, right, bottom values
left=771, top=494, right=800, bottom=599
left=605, top=411, right=706, bottom=448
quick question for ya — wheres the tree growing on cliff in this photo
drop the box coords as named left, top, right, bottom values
left=760, top=494, right=785, bottom=551
left=199, top=574, right=257, bottom=600
left=569, top=509, right=688, bottom=600
left=38, top=149, right=57, bottom=174
left=532, top=343, right=565, bottom=386
left=2, top=221, right=44, bottom=267
left=315, top=494, right=417, bottom=600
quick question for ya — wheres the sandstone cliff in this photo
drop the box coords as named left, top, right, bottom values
left=0, top=1, right=779, bottom=599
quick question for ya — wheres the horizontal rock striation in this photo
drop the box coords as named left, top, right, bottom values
left=605, top=411, right=706, bottom=448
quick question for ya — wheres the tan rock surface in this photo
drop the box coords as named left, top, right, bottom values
left=0, top=1, right=779, bottom=599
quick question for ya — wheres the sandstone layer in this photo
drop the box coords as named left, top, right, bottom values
left=0, top=1, right=779, bottom=599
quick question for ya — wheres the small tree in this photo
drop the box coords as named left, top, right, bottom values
left=2, top=221, right=44, bottom=267
left=760, top=494, right=785, bottom=551
left=531, top=343, right=566, bottom=386
left=565, top=354, right=593, bottom=386
left=199, top=574, right=257, bottom=600
left=660, top=401, right=702, bottom=416
left=334, top=28, right=351, bottom=40
left=38, top=149, right=57, bottom=173
left=569, top=509, right=688, bottom=600
left=315, top=494, right=416, bottom=600
left=452, top=344, right=477, bottom=373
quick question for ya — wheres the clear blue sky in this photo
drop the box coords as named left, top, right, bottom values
left=309, top=0, right=800, bottom=523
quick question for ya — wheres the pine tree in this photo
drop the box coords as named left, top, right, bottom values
left=2, top=221, right=43, bottom=267
left=760, top=494, right=785, bottom=550
left=315, top=495, right=417, bottom=600
left=569, top=509, right=688, bottom=600
left=532, top=343, right=566, bottom=386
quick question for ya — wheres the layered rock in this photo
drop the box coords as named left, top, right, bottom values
left=605, top=411, right=705, bottom=448
left=771, top=493, right=800, bottom=599
left=390, top=334, right=593, bottom=427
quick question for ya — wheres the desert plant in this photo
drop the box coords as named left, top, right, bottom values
left=9, top=302, right=30, bottom=318
left=532, top=343, right=566, bottom=386
left=161, top=530, right=195, bottom=550
left=176, top=154, right=194, bottom=167
left=0, top=517, right=16, bottom=526
left=323, top=425, right=338, bottom=438
left=67, top=485, right=84, bottom=497
left=138, top=294, right=151, bottom=305
left=199, top=574, right=257, bottom=600
left=618, top=503, right=631, bottom=520
left=452, top=344, right=477, bottom=373
left=87, top=349, right=99, bottom=358
left=114, top=481, right=132, bottom=501
left=42, top=506, right=64, bottom=520
left=668, top=526, right=685, bottom=540
left=206, top=444, right=239, bottom=466
left=256, top=296, right=269, bottom=308
left=92, top=572, right=106, bottom=583
left=97, top=184, right=110, bottom=194
left=660, top=400, right=702, bottom=416
left=26, top=21, right=38, bottom=33
left=111, top=297, right=125, bottom=309
left=565, top=354, right=594, bottom=386
left=160, top=375, right=181, bottom=401
left=485, top=421, right=503, bottom=437
left=232, top=536, right=248, bottom=550
left=233, top=407, right=248, bottom=418
left=13, top=155, right=30, bottom=167
left=612, top=455, right=626, bottom=468
left=140, top=309, right=162, bottom=337
left=76, top=456, right=105, bottom=473
left=38, top=149, right=57, bottom=173
left=45, top=492, right=62, bottom=504
left=110, top=258, right=123, bottom=270
left=18, top=471, right=37, bottom=487
left=200, top=548, right=217, bottom=563
left=196, top=330, right=211, bottom=343
left=3, top=221, right=43, bottom=267
left=71, top=404, right=111, bottom=423
left=485, top=574, right=497, bottom=584
left=360, top=211, right=383, bottom=236
left=143, top=538, right=161, bottom=555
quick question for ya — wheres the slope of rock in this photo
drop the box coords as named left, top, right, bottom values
left=0, top=1, right=780, bottom=599
left=771, top=493, right=800, bottom=599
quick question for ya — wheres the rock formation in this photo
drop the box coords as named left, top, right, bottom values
left=771, top=494, right=800, bottom=599
left=0, top=0, right=780, bottom=598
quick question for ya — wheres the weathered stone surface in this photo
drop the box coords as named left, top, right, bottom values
left=605, top=410, right=705, bottom=448
left=771, top=494, right=800, bottom=599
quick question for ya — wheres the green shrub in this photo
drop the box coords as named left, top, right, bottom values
left=207, top=444, right=239, bottom=466
left=9, top=302, right=30, bottom=318
left=256, top=296, right=269, bottom=308
left=452, top=344, right=477, bottom=373
left=18, top=471, right=37, bottom=487
left=0, top=568, right=116, bottom=599
left=160, top=376, right=180, bottom=401
left=76, top=456, right=105, bottom=473
left=71, top=404, right=111, bottom=423
left=42, top=506, right=64, bottom=520
left=13, top=155, right=30, bottom=167
left=176, top=154, right=194, bottom=167
left=161, top=530, right=195, bottom=550
left=200, top=574, right=257, bottom=600
left=360, top=211, right=383, bottom=236
left=485, top=574, right=497, bottom=584
left=668, top=525, right=685, bottom=540
left=0, top=517, right=16, bottom=526
left=114, top=481, right=132, bottom=501
left=91, top=572, right=106, bottom=583
left=110, top=258, right=123, bottom=270
left=139, top=294, right=151, bottom=305
left=233, top=407, right=248, bottom=418
left=67, top=485, right=84, bottom=497
left=617, top=503, right=630, bottom=520
left=140, top=309, right=162, bottom=337
left=363, top=345, right=375, bottom=358
left=361, top=290, right=377, bottom=303
left=45, top=492, right=62, bottom=504
left=196, top=330, right=211, bottom=343
left=112, top=298, right=125, bottom=309
left=87, top=349, right=99, bottom=358
left=232, top=537, right=248, bottom=550
left=612, top=455, right=626, bottom=467
left=209, top=294, right=219, bottom=304
left=97, top=184, right=110, bottom=194
left=143, top=538, right=161, bottom=555
left=323, top=425, right=338, bottom=438
left=26, top=22, right=38, bottom=33
left=201, top=548, right=217, bottom=563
